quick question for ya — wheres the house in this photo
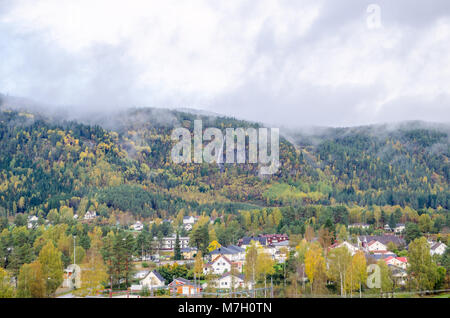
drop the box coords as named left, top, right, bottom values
left=366, top=240, right=388, bottom=252
left=261, top=234, right=289, bottom=245
left=140, top=270, right=165, bottom=288
left=131, top=221, right=144, bottom=231
left=393, top=224, right=405, bottom=234
left=27, top=215, right=38, bottom=229
left=181, top=247, right=197, bottom=259
left=430, top=242, right=447, bottom=256
left=357, top=235, right=405, bottom=249
left=211, top=272, right=251, bottom=290
left=209, top=245, right=245, bottom=262
left=203, top=255, right=232, bottom=275
left=238, top=236, right=268, bottom=249
left=157, top=235, right=190, bottom=250
left=385, top=256, right=408, bottom=269
left=389, top=265, right=407, bottom=286
left=62, top=264, right=81, bottom=289
left=183, top=216, right=197, bottom=231
left=168, top=278, right=201, bottom=296
left=384, top=224, right=392, bottom=231
left=365, top=252, right=397, bottom=263
left=133, top=270, right=149, bottom=280
left=348, top=223, right=370, bottom=230
left=329, top=241, right=360, bottom=256
left=84, top=211, right=97, bottom=220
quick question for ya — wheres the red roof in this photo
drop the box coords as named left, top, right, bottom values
left=396, top=257, right=407, bottom=263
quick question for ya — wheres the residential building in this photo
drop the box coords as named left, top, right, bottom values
left=385, top=256, right=408, bottom=269
left=203, top=255, right=232, bottom=275
left=131, top=221, right=144, bottom=231
left=211, top=272, right=251, bottom=290
left=357, top=235, right=405, bottom=249
left=393, top=224, right=406, bottom=234
left=329, top=241, right=360, bottom=256
left=366, top=240, right=388, bottom=252
left=140, top=270, right=165, bottom=288
left=156, top=235, right=190, bottom=250
left=348, top=223, right=370, bottom=229
left=84, top=211, right=97, bottom=220
left=169, top=278, right=201, bottom=296
left=181, top=247, right=198, bottom=259
left=430, top=242, right=447, bottom=256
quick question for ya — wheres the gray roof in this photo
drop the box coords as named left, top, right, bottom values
left=365, top=252, right=397, bottom=261
left=210, top=246, right=243, bottom=255
left=226, top=245, right=245, bottom=253
left=169, top=277, right=201, bottom=288
left=358, top=235, right=405, bottom=246
left=142, top=270, right=165, bottom=284
left=240, top=236, right=268, bottom=246
left=220, top=272, right=245, bottom=280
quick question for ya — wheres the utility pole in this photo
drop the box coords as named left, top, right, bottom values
left=73, top=235, right=76, bottom=265
left=271, top=277, right=274, bottom=298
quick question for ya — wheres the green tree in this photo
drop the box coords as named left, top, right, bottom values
left=174, top=231, right=182, bottom=260
left=404, top=222, right=422, bottom=244
left=377, top=260, right=394, bottom=293
left=407, top=237, right=438, bottom=292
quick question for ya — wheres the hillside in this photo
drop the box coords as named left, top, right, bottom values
left=0, top=99, right=448, bottom=237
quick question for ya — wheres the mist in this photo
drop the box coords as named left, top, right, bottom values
left=1, top=0, right=450, bottom=128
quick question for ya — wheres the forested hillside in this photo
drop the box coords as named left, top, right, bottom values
left=0, top=101, right=448, bottom=237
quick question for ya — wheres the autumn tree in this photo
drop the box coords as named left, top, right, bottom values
left=377, top=260, right=394, bottom=293
left=38, top=241, right=64, bottom=296
left=327, top=246, right=352, bottom=297
left=193, top=251, right=204, bottom=277
left=256, top=251, right=275, bottom=296
left=17, top=262, right=46, bottom=298
left=0, top=268, right=15, bottom=298
left=347, top=251, right=367, bottom=298
left=244, top=241, right=259, bottom=292
left=304, top=242, right=326, bottom=295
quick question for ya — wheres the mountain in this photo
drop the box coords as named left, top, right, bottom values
left=0, top=98, right=448, bottom=236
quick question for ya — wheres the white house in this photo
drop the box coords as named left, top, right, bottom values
left=183, top=216, right=197, bottom=231
left=131, top=221, right=144, bottom=231
left=385, top=256, right=408, bottom=270
left=140, top=270, right=165, bottom=288
left=430, top=242, right=447, bottom=256
left=84, top=211, right=97, bottom=220
left=157, top=235, right=190, bottom=250
left=211, top=272, right=251, bottom=290
left=390, top=266, right=408, bottom=286
left=366, top=240, right=388, bottom=252
left=329, top=241, right=360, bottom=256
left=393, top=224, right=406, bottom=234
left=209, top=245, right=245, bottom=263
left=348, top=223, right=370, bottom=230
left=27, top=215, right=38, bottom=229
left=203, top=255, right=232, bottom=275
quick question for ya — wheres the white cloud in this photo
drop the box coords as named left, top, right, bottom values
left=0, top=0, right=449, bottom=126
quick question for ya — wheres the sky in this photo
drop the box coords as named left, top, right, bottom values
left=1, top=0, right=450, bottom=127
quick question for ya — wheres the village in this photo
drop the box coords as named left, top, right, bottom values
left=52, top=213, right=448, bottom=298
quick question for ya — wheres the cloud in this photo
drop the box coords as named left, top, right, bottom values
left=0, top=0, right=449, bottom=127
